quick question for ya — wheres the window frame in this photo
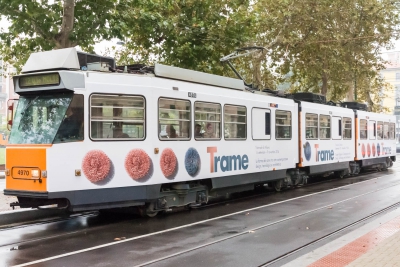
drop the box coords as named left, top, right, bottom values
left=158, top=97, right=191, bottom=141
left=342, top=117, right=352, bottom=140
left=89, top=93, right=146, bottom=141
left=319, top=114, right=331, bottom=140
left=305, top=113, right=318, bottom=140
left=332, top=116, right=342, bottom=140
left=377, top=121, right=383, bottom=140
left=383, top=122, right=389, bottom=140
left=224, top=104, right=247, bottom=140
left=389, top=122, right=395, bottom=140
left=275, top=109, right=292, bottom=140
left=194, top=101, right=222, bottom=141
left=251, top=107, right=271, bottom=140
left=369, top=120, right=376, bottom=140
left=359, top=119, right=368, bottom=140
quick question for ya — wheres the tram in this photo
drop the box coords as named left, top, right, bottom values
left=4, top=48, right=396, bottom=216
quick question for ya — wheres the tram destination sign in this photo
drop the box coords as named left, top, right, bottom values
left=19, top=73, right=60, bottom=88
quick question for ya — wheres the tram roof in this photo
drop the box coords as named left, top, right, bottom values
left=21, top=48, right=245, bottom=91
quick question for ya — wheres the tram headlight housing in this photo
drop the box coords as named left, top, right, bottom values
left=31, top=170, right=39, bottom=178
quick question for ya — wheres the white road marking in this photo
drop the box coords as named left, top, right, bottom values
left=11, top=172, right=397, bottom=267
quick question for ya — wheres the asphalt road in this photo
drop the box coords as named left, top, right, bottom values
left=1, top=166, right=400, bottom=267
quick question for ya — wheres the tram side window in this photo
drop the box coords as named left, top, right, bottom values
left=276, top=110, right=291, bottom=139
left=389, top=123, right=395, bottom=140
left=194, top=101, right=221, bottom=139
left=369, top=120, right=376, bottom=140
left=306, top=113, right=318, bottom=139
left=384, top=122, right=389, bottom=139
left=224, top=105, right=246, bottom=140
left=319, top=115, right=331, bottom=139
left=360, top=119, right=368, bottom=139
left=54, top=94, right=84, bottom=143
left=342, top=117, right=352, bottom=139
left=159, top=98, right=190, bottom=140
left=377, top=121, right=383, bottom=140
left=368, top=121, right=376, bottom=140
left=251, top=108, right=271, bottom=140
left=383, top=122, right=389, bottom=140
left=90, top=94, right=145, bottom=140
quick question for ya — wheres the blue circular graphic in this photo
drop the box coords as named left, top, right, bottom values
left=377, top=143, right=381, bottom=156
left=185, top=147, right=201, bottom=176
left=304, top=142, right=311, bottom=161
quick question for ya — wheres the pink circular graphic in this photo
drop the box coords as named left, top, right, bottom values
left=82, top=150, right=111, bottom=183
left=372, top=143, right=376, bottom=156
left=160, top=148, right=177, bottom=177
left=125, top=149, right=151, bottom=180
left=367, top=143, right=371, bottom=157
left=361, top=144, right=366, bottom=158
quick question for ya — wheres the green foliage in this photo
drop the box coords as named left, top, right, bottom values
left=0, top=0, right=118, bottom=71
left=0, top=148, right=5, bottom=165
left=113, top=0, right=253, bottom=75
left=1, top=0, right=399, bottom=111
left=250, top=0, right=399, bottom=106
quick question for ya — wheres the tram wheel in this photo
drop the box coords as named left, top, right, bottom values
left=334, top=171, right=345, bottom=179
left=138, top=203, right=159, bottom=218
left=273, top=179, right=283, bottom=192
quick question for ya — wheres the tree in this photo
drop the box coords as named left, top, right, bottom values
left=112, top=0, right=253, bottom=75
left=249, top=0, right=399, bottom=105
left=0, top=0, right=119, bottom=71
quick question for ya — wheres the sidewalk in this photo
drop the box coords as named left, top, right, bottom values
left=0, top=173, right=20, bottom=212
left=0, top=193, right=18, bottom=212
left=284, top=207, right=400, bottom=267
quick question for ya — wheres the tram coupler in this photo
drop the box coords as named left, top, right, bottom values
left=10, top=202, right=20, bottom=210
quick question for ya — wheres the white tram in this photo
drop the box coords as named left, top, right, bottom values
left=4, top=48, right=396, bottom=215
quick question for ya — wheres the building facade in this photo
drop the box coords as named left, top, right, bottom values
left=381, top=52, right=400, bottom=140
left=0, top=60, right=17, bottom=129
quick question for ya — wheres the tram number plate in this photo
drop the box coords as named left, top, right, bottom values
left=12, top=168, right=35, bottom=179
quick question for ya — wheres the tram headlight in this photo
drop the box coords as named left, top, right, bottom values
left=31, top=170, right=39, bottom=178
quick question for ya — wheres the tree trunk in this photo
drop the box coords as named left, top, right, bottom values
left=346, top=86, right=354, bottom=101
left=252, top=49, right=267, bottom=90
left=365, top=78, right=374, bottom=111
left=321, top=70, right=328, bottom=96
left=55, top=0, right=75, bottom=49
left=346, top=75, right=354, bottom=101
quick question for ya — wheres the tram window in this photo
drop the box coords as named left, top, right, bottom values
left=384, top=122, right=389, bottom=139
left=194, top=101, right=221, bottom=140
left=224, top=105, right=246, bottom=140
left=377, top=121, right=383, bottom=140
left=275, top=110, right=291, bottom=139
left=251, top=108, right=271, bottom=140
left=305, top=113, right=318, bottom=139
left=54, top=94, right=84, bottom=143
left=9, top=93, right=78, bottom=144
left=360, top=119, right=367, bottom=139
left=389, top=123, right=395, bottom=140
left=90, top=94, right=145, bottom=140
left=319, top=115, right=331, bottom=139
left=331, top=116, right=341, bottom=140
left=343, top=117, right=352, bottom=139
left=159, top=98, right=190, bottom=140
left=369, top=120, right=376, bottom=140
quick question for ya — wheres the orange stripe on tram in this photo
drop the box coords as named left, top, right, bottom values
left=6, top=147, right=47, bottom=192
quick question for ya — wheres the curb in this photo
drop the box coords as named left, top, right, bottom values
left=0, top=208, right=70, bottom=227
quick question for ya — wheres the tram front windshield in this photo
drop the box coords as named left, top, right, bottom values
left=9, top=93, right=84, bottom=144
